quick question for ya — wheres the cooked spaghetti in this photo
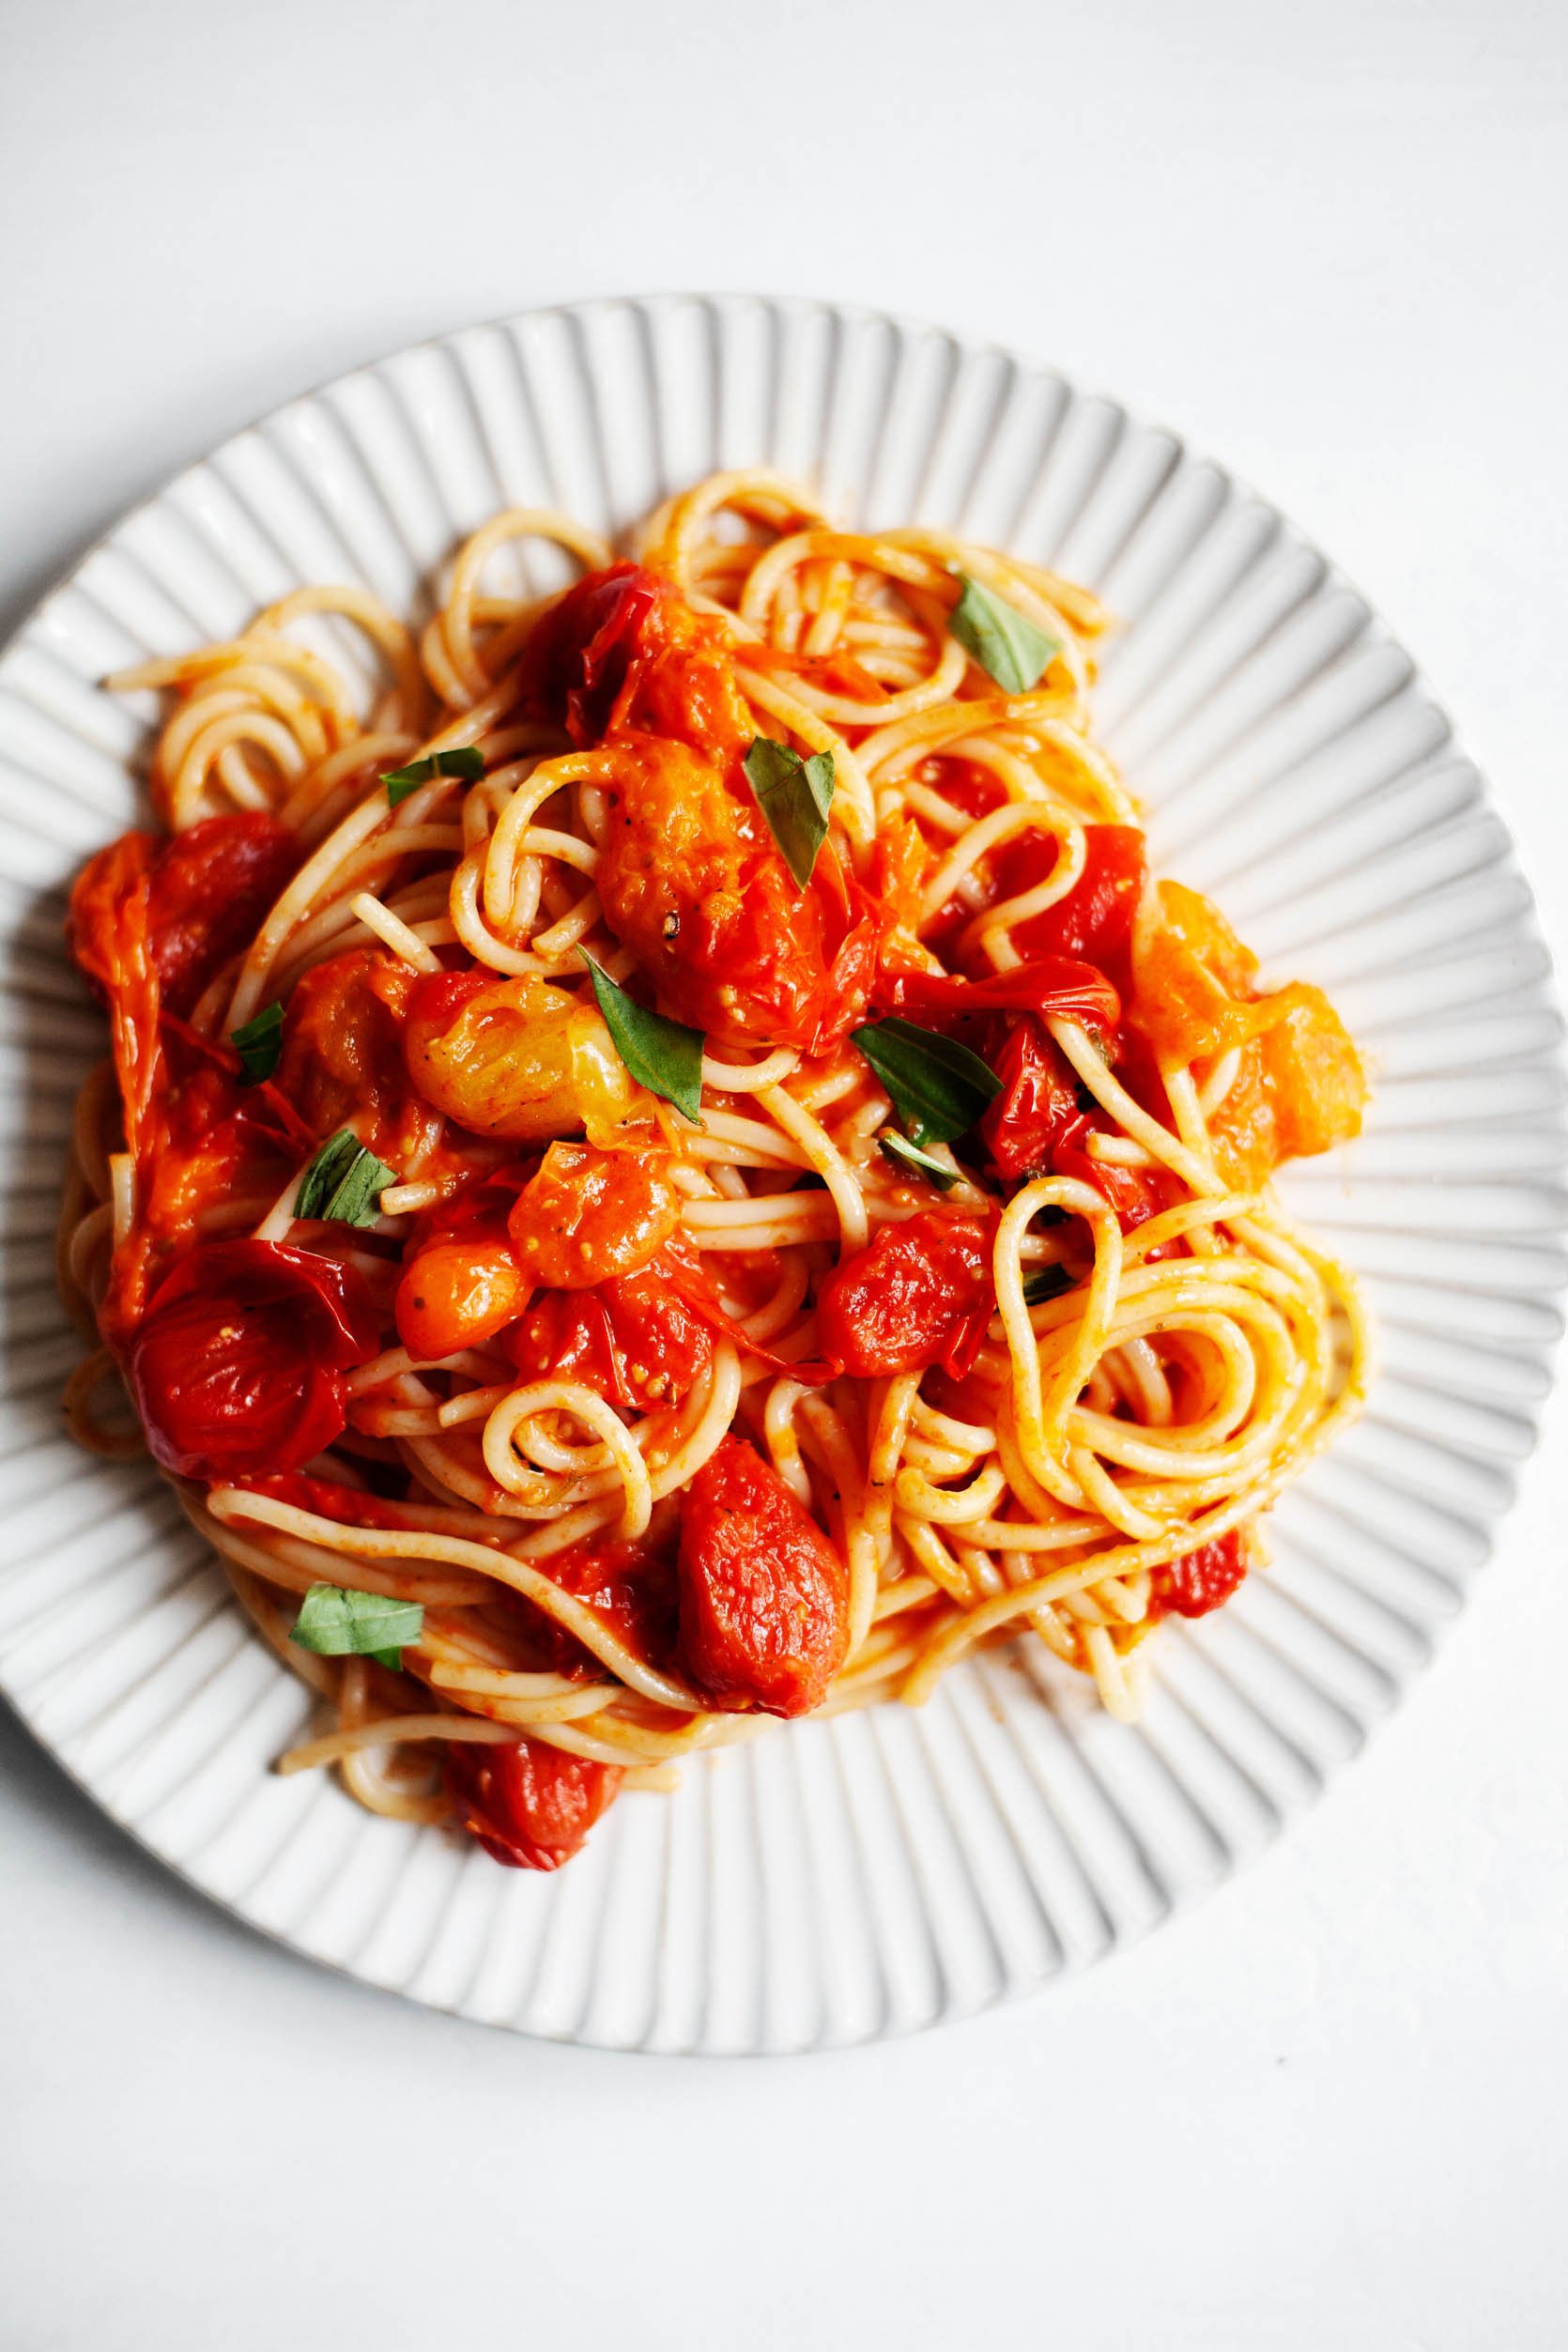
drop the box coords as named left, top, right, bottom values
left=57, top=469, right=1369, bottom=1871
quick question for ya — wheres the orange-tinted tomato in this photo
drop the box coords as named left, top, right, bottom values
left=870, top=813, right=931, bottom=936
left=1130, top=880, right=1263, bottom=1064
left=535, top=567, right=884, bottom=1054
left=507, top=1141, right=680, bottom=1289
left=1130, top=881, right=1366, bottom=1176
left=400, top=967, right=632, bottom=1144
left=817, top=1212, right=993, bottom=1379
left=676, top=1437, right=851, bottom=1717
left=445, top=1734, right=623, bottom=1870
left=594, top=734, right=884, bottom=1053
left=1255, top=989, right=1367, bottom=1162
left=126, top=1240, right=380, bottom=1482
left=1152, top=1528, right=1251, bottom=1620
left=980, top=1017, right=1083, bottom=1180
left=394, top=1231, right=528, bottom=1360
left=507, top=1254, right=715, bottom=1407
left=144, top=813, right=298, bottom=1016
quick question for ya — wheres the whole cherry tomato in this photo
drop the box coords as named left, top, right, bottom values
left=126, top=1239, right=380, bottom=1482
left=507, top=1142, right=681, bottom=1289
left=816, top=1212, right=992, bottom=1380
left=676, top=1436, right=850, bottom=1716
left=445, top=1735, right=623, bottom=1870
left=395, top=1229, right=528, bottom=1360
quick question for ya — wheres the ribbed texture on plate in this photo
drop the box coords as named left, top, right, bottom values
left=1, top=295, right=1563, bottom=2051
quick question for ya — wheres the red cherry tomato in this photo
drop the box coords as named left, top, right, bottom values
left=980, top=1017, right=1083, bottom=1181
left=507, top=1254, right=715, bottom=1407
left=816, top=1212, right=992, bottom=1380
left=1153, top=1529, right=1251, bottom=1619
left=1053, top=1120, right=1180, bottom=1236
left=126, top=1240, right=380, bottom=1482
left=676, top=1437, right=850, bottom=1717
left=445, top=1735, right=623, bottom=1870
left=520, top=561, right=668, bottom=745
left=988, top=823, right=1146, bottom=990
left=273, top=949, right=430, bottom=1163
left=877, top=955, right=1120, bottom=1036
left=511, top=1529, right=683, bottom=1679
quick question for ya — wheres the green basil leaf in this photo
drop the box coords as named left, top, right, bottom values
left=744, top=736, right=836, bottom=891
left=229, top=1000, right=284, bottom=1085
left=1022, top=1265, right=1076, bottom=1305
left=383, top=746, right=486, bottom=805
left=948, top=575, right=1059, bottom=694
left=290, top=1582, right=423, bottom=1664
left=295, top=1128, right=399, bottom=1226
left=852, top=1017, right=1001, bottom=1146
left=877, top=1130, right=959, bottom=1191
left=581, top=955, right=704, bottom=1124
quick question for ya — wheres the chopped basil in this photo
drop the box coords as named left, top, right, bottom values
left=948, top=574, right=1059, bottom=694
left=852, top=1016, right=1001, bottom=1146
left=295, top=1129, right=398, bottom=1226
left=744, top=736, right=836, bottom=891
left=290, top=1582, right=423, bottom=1669
left=581, top=954, right=704, bottom=1124
left=1022, top=1265, right=1077, bottom=1305
left=877, top=1130, right=959, bottom=1191
left=229, top=1000, right=284, bottom=1085
left=383, top=745, right=486, bottom=806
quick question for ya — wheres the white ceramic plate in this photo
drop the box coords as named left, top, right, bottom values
left=1, top=294, right=1563, bottom=2052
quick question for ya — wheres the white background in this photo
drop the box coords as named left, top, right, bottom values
left=3, top=3, right=1566, bottom=2345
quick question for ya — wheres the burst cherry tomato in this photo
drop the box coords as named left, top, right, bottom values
left=400, top=967, right=631, bottom=1143
left=988, top=822, right=1146, bottom=990
left=816, top=1212, right=992, bottom=1380
left=145, top=813, right=299, bottom=1016
left=274, top=949, right=429, bottom=1162
left=508, top=1255, right=715, bottom=1407
left=877, top=955, right=1120, bottom=1035
left=1153, top=1528, right=1251, bottom=1619
left=507, top=1528, right=683, bottom=1678
left=980, top=1017, right=1083, bottom=1180
left=1053, top=1121, right=1180, bottom=1235
left=445, top=1735, right=623, bottom=1870
left=594, top=734, right=884, bottom=1053
left=676, top=1437, right=851, bottom=1716
left=126, top=1240, right=380, bottom=1482
left=507, top=1142, right=681, bottom=1289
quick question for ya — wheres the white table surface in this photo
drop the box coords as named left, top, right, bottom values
left=3, top=4, right=1565, bottom=2344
